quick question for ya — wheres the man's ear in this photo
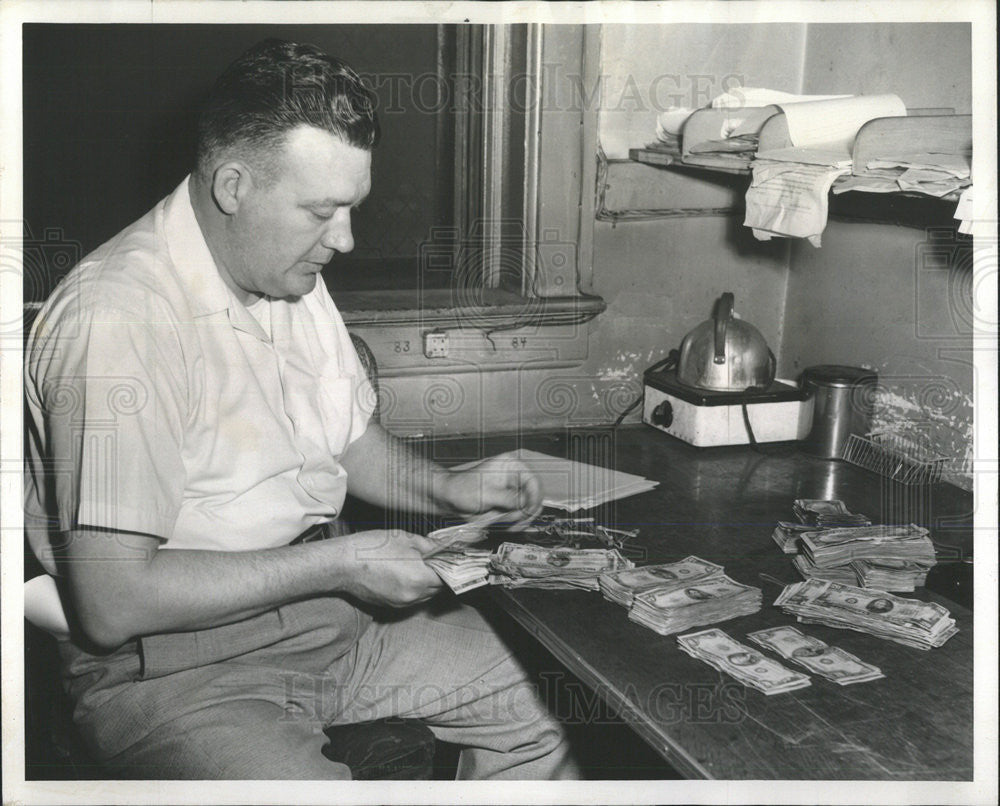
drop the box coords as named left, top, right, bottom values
left=210, top=162, right=252, bottom=215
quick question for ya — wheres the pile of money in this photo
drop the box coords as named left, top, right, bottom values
left=425, top=510, right=506, bottom=555
left=425, top=548, right=493, bottom=594
left=677, top=628, right=811, bottom=695
left=488, top=543, right=633, bottom=590
left=598, top=556, right=724, bottom=607
left=852, top=558, right=934, bottom=592
left=792, top=553, right=859, bottom=584
left=771, top=521, right=822, bottom=554
left=628, top=575, right=762, bottom=635
left=793, top=499, right=871, bottom=528
left=774, top=578, right=958, bottom=650
left=799, top=524, right=936, bottom=568
left=747, top=625, right=885, bottom=685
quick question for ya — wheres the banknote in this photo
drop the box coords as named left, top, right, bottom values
left=489, top=542, right=633, bottom=589
left=747, top=625, right=884, bottom=685
left=628, top=575, right=762, bottom=635
left=774, top=579, right=957, bottom=649
left=425, top=548, right=492, bottom=593
left=677, top=628, right=811, bottom=695
left=425, top=510, right=507, bottom=556
left=492, top=543, right=632, bottom=577
left=599, top=556, right=725, bottom=606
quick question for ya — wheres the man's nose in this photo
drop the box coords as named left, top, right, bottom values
left=321, top=213, right=354, bottom=254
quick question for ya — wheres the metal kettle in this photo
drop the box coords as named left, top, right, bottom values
left=677, top=292, right=776, bottom=391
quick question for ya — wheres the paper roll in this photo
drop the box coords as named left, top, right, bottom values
left=778, top=94, right=907, bottom=154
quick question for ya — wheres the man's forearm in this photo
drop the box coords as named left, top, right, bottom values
left=63, top=527, right=439, bottom=649
left=339, top=422, right=457, bottom=514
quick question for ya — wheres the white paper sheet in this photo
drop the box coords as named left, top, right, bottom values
left=745, top=161, right=851, bottom=248
left=453, top=449, right=659, bottom=513
left=711, top=88, right=850, bottom=109
left=777, top=94, right=906, bottom=154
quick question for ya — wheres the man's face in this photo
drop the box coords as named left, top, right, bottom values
left=224, top=125, right=371, bottom=302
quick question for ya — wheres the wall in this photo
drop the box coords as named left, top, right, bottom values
left=780, top=22, right=975, bottom=489
left=780, top=223, right=974, bottom=490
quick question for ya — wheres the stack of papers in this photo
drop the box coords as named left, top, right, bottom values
left=521, top=449, right=658, bottom=511
left=458, top=449, right=658, bottom=513
left=834, top=152, right=971, bottom=198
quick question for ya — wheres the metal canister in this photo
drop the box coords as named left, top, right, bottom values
left=800, top=365, right=878, bottom=459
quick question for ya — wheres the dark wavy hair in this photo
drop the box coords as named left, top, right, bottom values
left=196, top=39, right=380, bottom=179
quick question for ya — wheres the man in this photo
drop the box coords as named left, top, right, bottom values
left=24, top=39, right=579, bottom=780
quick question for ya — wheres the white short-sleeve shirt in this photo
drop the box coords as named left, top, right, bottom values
left=25, top=176, right=375, bottom=574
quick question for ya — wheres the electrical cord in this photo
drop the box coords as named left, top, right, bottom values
left=613, top=350, right=679, bottom=427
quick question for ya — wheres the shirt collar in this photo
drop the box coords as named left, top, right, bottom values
left=162, top=174, right=235, bottom=319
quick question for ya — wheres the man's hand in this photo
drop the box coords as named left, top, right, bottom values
left=437, top=453, right=543, bottom=530
left=331, top=530, right=444, bottom=607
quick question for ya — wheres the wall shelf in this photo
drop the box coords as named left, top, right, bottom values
left=626, top=113, right=971, bottom=229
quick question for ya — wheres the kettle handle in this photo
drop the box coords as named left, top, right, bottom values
left=714, top=292, right=735, bottom=364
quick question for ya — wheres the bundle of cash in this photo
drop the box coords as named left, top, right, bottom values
left=792, top=553, right=858, bottom=584
left=424, top=510, right=506, bottom=557
left=598, top=556, right=724, bottom=607
left=628, top=575, right=762, bottom=635
left=799, top=524, right=936, bottom=569
left=774, top=578, right=958, bottom=649
left=677, top=628, right=811, bottom=695
left=747, top=625, right=885, bottom=685
left=851, top=558, right=933, bottom=592
left=793, top=499, right=871, bottom=528
left=425, top=548, right=493, bottom=594
left=488, top=543, right=633, bottom=590
left=771, top=521, right=823, bottom=554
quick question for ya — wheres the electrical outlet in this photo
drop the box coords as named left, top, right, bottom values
left=423, top=330, right=449, bottom=358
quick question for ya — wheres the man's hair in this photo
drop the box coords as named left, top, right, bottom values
left=196, top=39, right=380, bottom=179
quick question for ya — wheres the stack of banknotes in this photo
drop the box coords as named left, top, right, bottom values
left=792, top=499, right=871, bottom=528
left=424, top=548, right=494, bottom=594
left=629, top=576, right=763, bottom=635
left=598, top=556, right=724, bottom=607
left=423, top=513, right=506, bottom=593
left=852, top=558, right=935, bottom=591
left=771, top=499, right=871, bottom=554
left=488, top=543, right=634, bottom=590
left=746, top=625, right=885, bottom=685
left=771, top=499, right=937, bottom=592
left=600, top=556, right=762, bottom=635
left=774, top=578, right=957, bottom=650
left=796, top=524, right=936, bottom=592
left=676, top=628, right=812, bottom=695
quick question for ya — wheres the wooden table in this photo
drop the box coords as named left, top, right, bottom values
left=430, top=426, right=975, bottom=780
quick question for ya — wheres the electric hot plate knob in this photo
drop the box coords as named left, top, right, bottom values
left=651, top=400, right=673, bottom=427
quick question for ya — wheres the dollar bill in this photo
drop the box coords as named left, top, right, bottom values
left=425, top=548, right=492, bottom=593
left=489, top=542, right=633, bottom=589
left=774, top=579, right=957, bottom=649
left=425, top=510, right=507, bottom=557
left=747, top=625, right=884, bottom=685
left=628, top=575, right=763, bottom=635
left=677, top=628, right=811, bottom=695
left=599, top=556, right=725, bottom=606
left=803, top=524, right=929, bottom=547
left=633, top=575, right=759, bottom=610
left=492, top=543, right=632, bottom=577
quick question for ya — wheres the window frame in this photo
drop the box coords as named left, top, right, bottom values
left=335, top=23, right=605, bottom=329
